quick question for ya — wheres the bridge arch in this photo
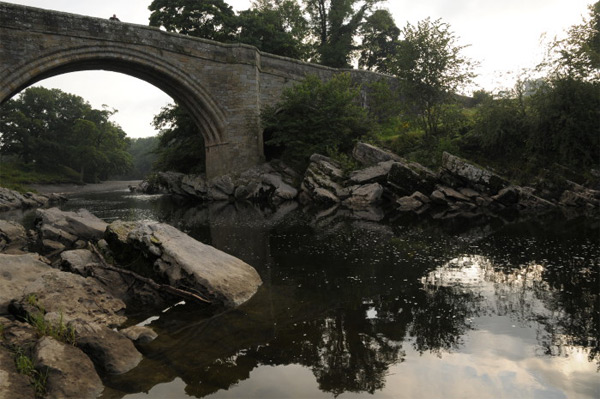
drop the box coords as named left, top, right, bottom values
left=0, top=44, right=226, bottom=147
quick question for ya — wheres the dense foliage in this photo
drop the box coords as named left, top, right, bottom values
left=0, top=87, right=132, bottom=183
left=262, top=73, right=371, bottom=167
left=118, top=136, right=159, bottom=180
left=151, top=103, right=205, bottom=174
left=463, top=2, right=600, bottom=176
left=147, top=0, right=598, bottom=186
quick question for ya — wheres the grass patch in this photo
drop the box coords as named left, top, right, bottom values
left=14, top=348, right=48, bottom=398
left=0, top=160, right=81, bottom=193
left=25, top=295, right=77, bottom=345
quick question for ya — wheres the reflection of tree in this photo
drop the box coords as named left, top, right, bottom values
left=538, top=257, right=600, bottom=369
left=409, top=286, right=483, bottom=355
left=310, top=310, right=404, bottom=395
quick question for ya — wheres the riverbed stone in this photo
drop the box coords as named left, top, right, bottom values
left=442, top=152, right=508, bottom=195
left=437, top=185, right=471, bottom=202
left=343, top=183, right=384, bottom=208
left=387, top=161, right=438, bottom=197
left=397, top=195, right=425, bottom=212
left=0, top=253, right=52, bottom=315
left=348, top=161, right=396, bottom=185
left=0, top=344, right=36, bottom=399
left=352, top=142, right=403, bottom=166
left=34, top=336, right=104, bottom=399
left=12, top=269, right=127, bottom=328
left=0, top=220, right=28, bottom=254
left=105, top=221, right=263, bottom=307
left=70, top=320, right=142, bottom=375
left=36, top=208, right=108, bottom=243
left=492, top=186, right=520, bottom=206
left=120, top=325, right=158, bottom=344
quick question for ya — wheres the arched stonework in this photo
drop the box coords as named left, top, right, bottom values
left=0, top=2, right=394, bottom=178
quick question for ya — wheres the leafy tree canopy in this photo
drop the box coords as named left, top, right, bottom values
left=262, top=73, right=372, bottom=167
left=358, top=9, right=400, bottom=73
left=0, top=87, right=132, bottom=182
left=305, top=0, right=382, bottom=67
left=387, top=17, right=476, bottom=138
left=238, top=0, right=310, bottom=59
left=149, top=0, right=237, bottom=42
left=151, top=103, right=206, bottom=174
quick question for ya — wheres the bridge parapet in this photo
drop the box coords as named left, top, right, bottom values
left=0, top=1, right=396, bottom=178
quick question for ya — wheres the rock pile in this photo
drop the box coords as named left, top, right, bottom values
left=0, top=208, right=263, bottom=398
left=134, top=142, right=599, bottom=218
left=298, top=143, right=599, bottom=218
left=136, top=161, right=299, bottom=205
left=0, top=186, right=65, bottom=212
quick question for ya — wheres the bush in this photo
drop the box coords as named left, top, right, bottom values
left=262, top=73, right=372, bottom=169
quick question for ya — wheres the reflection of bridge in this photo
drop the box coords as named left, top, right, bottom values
left=0, top=2, right=388, bottom=178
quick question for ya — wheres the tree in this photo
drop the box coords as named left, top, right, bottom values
left=0, top=87, right=132, bottom=182
left=388, top=18, right=475, bottom=138
left=152, top=103, right=206, bottom=174
left=261, top=73, right=372, bottom=167
left=544, top=1, right=600, bottom=81
left=148, top=0, right=237, bottom=42
left=304, top=0, right=382, bottom=68
left=237, top=1, right=310, bottom=59
left=358, top=9, right=399, bottom=73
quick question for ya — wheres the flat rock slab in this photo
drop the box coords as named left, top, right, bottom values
left=14, top=269, right=127, bottom=328
left=36, top=207, right=108, bottom=242
left=106, top=221, right=263, bottom=307
left=0, top=253, right=53, bottom=315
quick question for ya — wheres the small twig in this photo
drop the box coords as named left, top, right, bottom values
left=88, top=243, right=211, bottom=304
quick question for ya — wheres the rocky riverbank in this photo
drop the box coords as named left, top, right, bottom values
left=135, top=143, right=600, bottom=220
left=0, top=207, right=262, bottom=398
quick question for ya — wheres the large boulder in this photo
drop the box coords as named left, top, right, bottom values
left=300, top=154, right=348, bottom=205
left=442, top=152, right=508, bottom=195
left=34, top=336, right=104, bottom=399
left=348, top=160, right=396, bottom=185
left=105, top=221, right=263, bottom=307
left=352, top=142, right=403, bottom=166
left=0, top=253, right=52, bottom=315
left=343, top=183, right=384, bottom=209
left=70, top=320, right=142, bottom=375
left=35, top=208, right=108, bottom=245
left=387, top=161, right=438, bottom=197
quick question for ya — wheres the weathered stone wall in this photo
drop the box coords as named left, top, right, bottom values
left=0, top=2, right=396, bottom=178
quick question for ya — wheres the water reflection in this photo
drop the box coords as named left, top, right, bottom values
left=53, top=192, right=599, bottom=398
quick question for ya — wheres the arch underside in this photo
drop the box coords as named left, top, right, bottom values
left=0, top=45, right=226, bottom=146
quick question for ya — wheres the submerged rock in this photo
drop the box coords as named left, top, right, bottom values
left=105, top=220, right=262, bottom=307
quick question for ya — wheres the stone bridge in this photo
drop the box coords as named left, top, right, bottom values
left=0, top=2, right=390, bottom=178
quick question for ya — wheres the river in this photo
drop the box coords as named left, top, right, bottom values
left=48, top=186, right=600, bottom=398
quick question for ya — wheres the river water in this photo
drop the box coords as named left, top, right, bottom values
left=54, top=188, right=599, bottom=399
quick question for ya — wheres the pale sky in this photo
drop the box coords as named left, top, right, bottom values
left=4, top=0, right=592, bottom=138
